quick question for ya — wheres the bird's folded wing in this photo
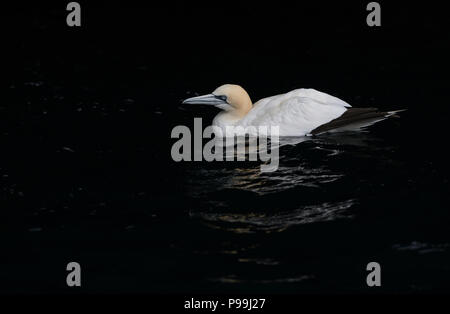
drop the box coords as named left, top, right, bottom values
left=286, top=88, right=351, bottom=108
left=240, top=89, right=350, bottom=136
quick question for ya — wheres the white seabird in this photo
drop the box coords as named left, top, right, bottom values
left=182, top=84, right=404, bottom=136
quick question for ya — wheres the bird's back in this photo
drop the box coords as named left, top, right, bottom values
left=237, top=88, right=351, bottom=136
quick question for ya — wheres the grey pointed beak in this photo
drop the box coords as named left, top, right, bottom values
left=182, top=94, right=227, bottom=106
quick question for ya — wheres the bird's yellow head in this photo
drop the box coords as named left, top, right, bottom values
left=183, top=84, right=252, bottom=117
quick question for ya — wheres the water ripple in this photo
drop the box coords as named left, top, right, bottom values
left=191, top=199, right=355, bottom=233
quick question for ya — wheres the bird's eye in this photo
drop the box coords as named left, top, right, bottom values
left=215, top=95, right=227, bottom=102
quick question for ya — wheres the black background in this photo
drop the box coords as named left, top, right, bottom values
left=2, top=0, right=450, bottom=297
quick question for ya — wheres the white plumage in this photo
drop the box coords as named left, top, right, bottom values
left=235, top=88, right=350, bottom=136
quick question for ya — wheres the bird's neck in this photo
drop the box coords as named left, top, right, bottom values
left=220, top=101, right=252, bottom=122
left=229, top=92, right=253, bottom=118
left=230, top=97, right=252, bottom=120
left=235, top=100, right=253, bottom=117
left=213, top=111, right=241, bottom=128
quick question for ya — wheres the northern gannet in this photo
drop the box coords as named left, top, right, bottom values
left=182, top=84, right=403, bottom=136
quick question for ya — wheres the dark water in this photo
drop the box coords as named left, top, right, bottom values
left=2, top=2, right=450, bottom=294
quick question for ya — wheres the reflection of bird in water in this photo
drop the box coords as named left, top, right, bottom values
left=183, top=84, right=405, bottom=136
